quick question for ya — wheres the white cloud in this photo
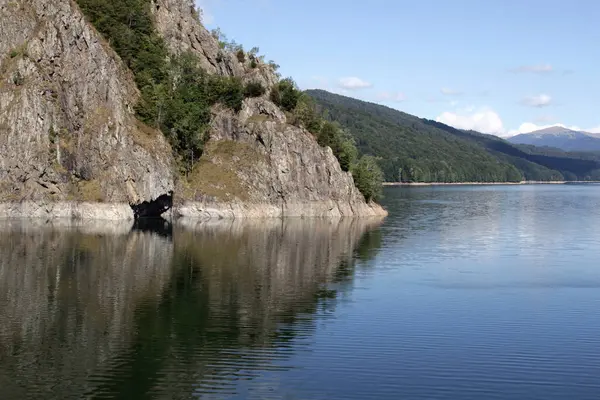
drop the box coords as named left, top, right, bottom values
left=588, top=126, right=600, bottom=134
left=522, top=94, right=552, bottom=108
left=436, top=107, right=504, bottom=135
left=436, top=103, right=599, bottom=139
left=376, top=91, right=406, bottom=102
left=337, top=77, right=373, bottom=90
left=511, top=64, right=553, bottom=73
left=441, top=87, right=463, bottom=96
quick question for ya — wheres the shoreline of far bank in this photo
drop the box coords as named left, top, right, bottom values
left=383, top=181, right=600, bottom=187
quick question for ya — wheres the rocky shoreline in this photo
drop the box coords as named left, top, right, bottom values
left=0, top=200, right=387, bottom=220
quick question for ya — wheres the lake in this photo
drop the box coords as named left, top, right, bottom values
left=1, top=184, right=600, bottom=399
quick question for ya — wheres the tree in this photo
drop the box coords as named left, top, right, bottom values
left=352, top=156, right=384, bottom=202
left=293, top=94, right=321, bottom=132
left=244, top=81, right=266, bottom=97
left=275, top=78, right=300, bottom=111
left=336, top=135, right=358, bottom=172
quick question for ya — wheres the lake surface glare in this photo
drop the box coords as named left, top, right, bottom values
left=1, top=184, right=600, bottom=399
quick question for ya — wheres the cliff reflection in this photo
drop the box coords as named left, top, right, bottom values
left=0, top=217, right=383, bottom=399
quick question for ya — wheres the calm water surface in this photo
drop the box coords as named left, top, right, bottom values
left=2, top=185, right=600, bottom=399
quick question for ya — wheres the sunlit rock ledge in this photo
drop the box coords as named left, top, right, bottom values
left=0, top=200, right=387, bottom=220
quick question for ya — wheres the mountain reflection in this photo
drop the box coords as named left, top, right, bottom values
left=0, top=217, right=383, bottom=399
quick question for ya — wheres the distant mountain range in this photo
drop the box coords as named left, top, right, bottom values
left=307, top=89, right=600, bottom=182
left=508, top=127, right=600, bottom=152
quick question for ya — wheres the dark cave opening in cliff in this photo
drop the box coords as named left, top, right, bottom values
left=131, top=191, right=173, bottom=219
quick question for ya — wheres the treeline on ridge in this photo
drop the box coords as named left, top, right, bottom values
left=307, top=89, right=600, bottom=182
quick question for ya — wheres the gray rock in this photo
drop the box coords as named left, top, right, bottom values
left=151, top=0, right=245, bottom=77
left=0, top=201, right=134, bottom=220
left=0, top=0, right=174, bottom=205
left=177, top=98, right=387, bottom=218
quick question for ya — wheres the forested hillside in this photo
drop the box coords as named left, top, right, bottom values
left=308, top=90, right=600, bottom=182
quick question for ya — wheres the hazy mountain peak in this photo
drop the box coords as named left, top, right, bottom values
left=509, top=126, right=600, bottom=151
left=532, top=126, right=580, bottom=136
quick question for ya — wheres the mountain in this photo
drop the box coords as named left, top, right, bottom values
left=0, top=0, right=385, bottom=219
left=508, top=127, right=600, bottom=152
left=307, top=89, right=600, bottom=182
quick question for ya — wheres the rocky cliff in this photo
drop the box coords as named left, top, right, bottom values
left=0, top=0, right=174, bottom=218
left=0, top=0, right=386, bottom=219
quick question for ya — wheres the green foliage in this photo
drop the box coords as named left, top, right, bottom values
left=293, top=94, right=321, bottom=133
left=268, top=60, right=280, bottom=71
left=311, top=89, right=600, bottom=182
left=316, top=121, right=358, bottom=172
left=210, top=28, right=245, bottom=55
left=250, top=59, right=258, bottom=69
left=308, top=90, right=545, bottom=183
left=269, top=85, right=281, bottom=105
left=76, top=0, right=245, bottom=172
left=9, top=44, right=28, bottom=59
left=191, top=7, right=202, bottom=22
left=12, top=71, right=24, bottom=86
left=236, top=49, right=245, bottom=63
left=271, top=78, right=301, bottom=112
left=318, top=121, right=339, bottom=148
left=352, top=156, right=384, bottom=201
left=244, top=81, right=266, bottom=97
left=337, top=135, right=359, bottom=172
left=204, top=73, right=244, bottom=111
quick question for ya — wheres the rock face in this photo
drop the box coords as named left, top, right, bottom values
left=0, top=0, right=174, bottom=217
left=150, top=0, right=244, bottom=77
left=0, top=0, right=386, bottom=219
left=177, top=99, right=387, bottom=218
left=151, top=0, right=279, bottom=90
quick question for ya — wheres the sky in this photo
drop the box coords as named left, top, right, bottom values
left=196, top=0, right=600, bottom=137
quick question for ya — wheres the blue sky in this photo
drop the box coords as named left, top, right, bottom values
left=197, top=0, right=599, bottom=137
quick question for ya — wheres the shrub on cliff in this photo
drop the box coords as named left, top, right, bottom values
left=236, top=49, right=246, bottom=63
left=352, top=156, right=384, bottom=202
left=293, top=94, right=321, bottom=133
left=270, top=78, right=301, bottom=112
left=318, top=121, right=358, bottom=172
left=244, top=82, right=266, bottom=97
left=269, top=85, right=281, bottom=105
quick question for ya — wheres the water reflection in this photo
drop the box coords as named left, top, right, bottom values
left=0, top=217, right=383, bottom=399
